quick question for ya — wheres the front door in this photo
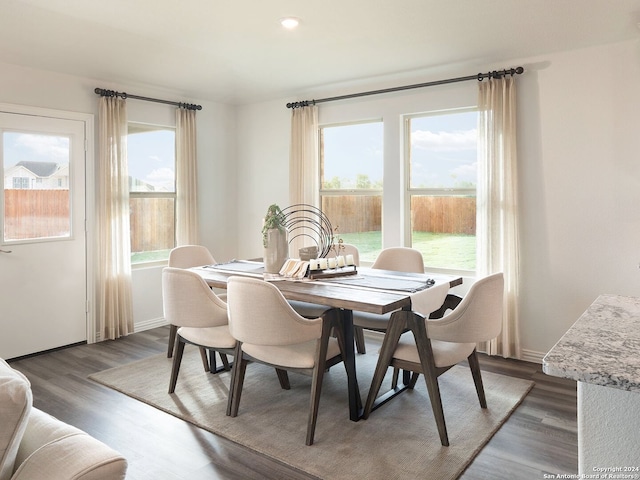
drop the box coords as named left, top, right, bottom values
left=0, top=108, right=88, bottom=359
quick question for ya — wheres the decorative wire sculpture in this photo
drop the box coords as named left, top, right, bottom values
left=280, top=204, right=334, bottom=258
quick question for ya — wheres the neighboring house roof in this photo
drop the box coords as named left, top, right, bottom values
left=14, top=161, right=59, bottom=177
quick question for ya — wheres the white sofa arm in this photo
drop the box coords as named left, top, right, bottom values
left=11, top=409, right=126, bottom=480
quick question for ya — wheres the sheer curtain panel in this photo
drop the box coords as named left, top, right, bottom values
left=175, top=108, right=198, bottom=245
left=476, top=75, right=521, bottom=359
left=97, top=96, right=134, bottom=340
left=288, top=105, right=319, bottom=256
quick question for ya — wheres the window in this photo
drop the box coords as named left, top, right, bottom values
left=12, top=177, right=29, bottom=189
left=127, top=123, right=176, bottom=264
left=3, top=132, right=71, bottom=241
left=319, top=121, right=383, bottom=263
left=405, top=109, right=478, bottom=271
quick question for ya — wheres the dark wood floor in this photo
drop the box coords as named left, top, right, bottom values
left=8, top=327, right=578, bottom=480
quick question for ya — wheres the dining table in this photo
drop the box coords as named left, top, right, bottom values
left=190, top=260, right=463, bottom=421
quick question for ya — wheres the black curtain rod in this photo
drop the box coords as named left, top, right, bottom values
left=286, top=66, right=524, bottom=109
left=94, top=88, right=202, bottom=111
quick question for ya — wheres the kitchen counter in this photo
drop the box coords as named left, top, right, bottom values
left=542, top=294, right=640, bottom=391
left=542, top=294, right=640, bottom=474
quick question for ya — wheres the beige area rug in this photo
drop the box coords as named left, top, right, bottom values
left=90, top=349, right=533, bottom=480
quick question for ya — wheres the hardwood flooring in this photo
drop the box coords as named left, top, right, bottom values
left=8, top=327, right=578, bottom=479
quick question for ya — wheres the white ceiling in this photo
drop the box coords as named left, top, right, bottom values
left=1, top=0, right=640, bottom=105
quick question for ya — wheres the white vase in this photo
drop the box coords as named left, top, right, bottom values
left=263, top=228, right=288, bottom=273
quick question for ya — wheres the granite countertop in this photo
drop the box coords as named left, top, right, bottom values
left=542, top=294, right=640, bottom=392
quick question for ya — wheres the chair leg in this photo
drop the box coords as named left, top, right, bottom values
left=422, top=369, right=449, bottom=447
left=410, top=314, right=449, bottom=446
left=354, top=325, right=366, bottom=354
left=208, top=349, right=218, bottom=373
left=227, top=344, right=247, bottom=417
left=468, top=349, right=487, bottom=408
left=168, top=339, right=186, bottom=393
left=167, top=324, right=178, bottom=358
left=199, top=347, right=209, bottom=372
left=391, top=368, right=399, bottom=389
left=363, top=311, right=409, bottom=418
left=275, top=368, right=290, bottom=389
left=220, top=353, right=231, bottom=371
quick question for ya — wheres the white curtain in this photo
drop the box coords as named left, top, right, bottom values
left=288, top=105, right=319, bottom=256
left=476, top=75, right=521, bottom=359
left=97, top=96, right=134, bottom=340
left=175, top=108, right=198, bottom=245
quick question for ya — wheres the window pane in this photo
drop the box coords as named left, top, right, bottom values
left=321, top=122, right=383, bottom=190
left=128, top=123, right=176, bottom=264
left=321, top=195, right=382, bottom=263
left=3, top=132, right=71, bottom=241
left=130, top=197, right=175, bottom=262
left=409, top=111, right=477, bottom=189
left=410, top=195, right=476, bottom=270
left=128, top=124, right=175, bottom=193
left=408, top=110, right=478, bottom=271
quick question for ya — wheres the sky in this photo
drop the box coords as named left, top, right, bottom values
left=6, top=112, right=476, bottom=192
left=4, top=129, right=175, bottom=192
left=3, top=132, right=70, bottom=168
left=127, top=128, right=175, bottom=192
left=322, top=109, right=478, bottom=189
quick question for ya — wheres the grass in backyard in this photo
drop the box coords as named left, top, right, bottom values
left=339, top=231, right=475, bottom=270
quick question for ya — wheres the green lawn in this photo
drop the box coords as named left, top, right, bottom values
left=339, top=231, right=476, bottom=270
left=131, top=232, right=476, bottom=271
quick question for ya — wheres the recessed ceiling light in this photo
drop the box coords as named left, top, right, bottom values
left=280, top=17, right=300, bottom=29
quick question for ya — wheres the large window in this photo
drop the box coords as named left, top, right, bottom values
left=405, top=109, right=478, bottom=271
left=127, top=123, right=176, bottom=264
left=319, top=121, right=383, bottom=263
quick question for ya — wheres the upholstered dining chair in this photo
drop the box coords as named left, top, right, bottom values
left=352, top=247, right=426, bottom=354
left=162, top=267, right=236, bottom=394
left=225, top=276, right=346, bottom=446
left=167, top=245, right=217, bottom=368
left=363, top=272, right=504, bottom=446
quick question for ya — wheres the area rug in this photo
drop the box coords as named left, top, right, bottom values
left=89, top=349, right=533, bottom=480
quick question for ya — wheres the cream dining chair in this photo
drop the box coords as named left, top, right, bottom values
left=352, top=247, right=426, bottom=354
left=167, top=245, right=217, bottom=368
left=363, top=272, right=504, bottom=446
left=225, top=276, right=346, bottom=446
left=162, top=267, right=236, bottom=394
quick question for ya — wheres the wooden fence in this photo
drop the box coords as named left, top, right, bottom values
left=322, top=195, right=475, bottom=234
left=4, top=189, right=70, bottom=240
left=129, top=197, right=175, bottom=252
left=5, top=191, right=475, bottom=247
left=4, top=190, right=175, bottom=251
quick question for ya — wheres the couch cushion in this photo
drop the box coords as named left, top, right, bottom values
left=13, top=409, right=127, bottom=480
left=0, top=359, right=32, bottom=480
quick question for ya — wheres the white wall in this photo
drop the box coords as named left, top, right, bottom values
left=3, top=38, right=639, bottom=358
left=237, top=39, right=640, bottom=359
left=0, top=62, right=237, bottom=334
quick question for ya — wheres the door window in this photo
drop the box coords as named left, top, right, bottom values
left=3, top=132, right=72, bottom=242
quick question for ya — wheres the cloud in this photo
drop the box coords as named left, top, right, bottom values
left=16, top=133, right=69, bottom=160
left=146, top=167, right=174, bottom=190
left=411, top=129, right=477, bottom=152
left=451, top=162, right=477, bottom=178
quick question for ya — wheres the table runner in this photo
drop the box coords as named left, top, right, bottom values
left=205, top=260, right=265, bottom=273
left=320, top=274, right=434, bottom=293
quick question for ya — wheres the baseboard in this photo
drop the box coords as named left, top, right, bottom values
left=519, top=349, right=545, bottom=364
left=363, top=330, right=546, bottom=364
left=134, top=317, right=168, bottom=333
